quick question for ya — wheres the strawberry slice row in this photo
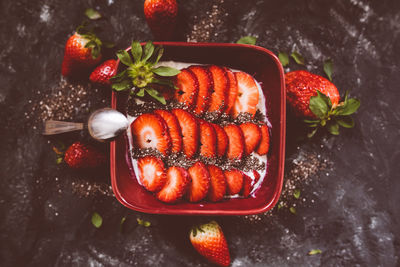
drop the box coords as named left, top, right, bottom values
left=137, top=156, right=262, bottom=203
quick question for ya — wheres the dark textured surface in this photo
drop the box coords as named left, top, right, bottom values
left=1, top=0, right=399, bottom=266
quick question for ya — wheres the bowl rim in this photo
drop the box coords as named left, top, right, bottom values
left=110, top=42, right=286, bottom=215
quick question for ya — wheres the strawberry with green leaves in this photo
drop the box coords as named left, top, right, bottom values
left=285, top=70, right=360, bottom=137
left=111, top=41, right=180, bottom=104
left=64, top=141, right=106, bottom=169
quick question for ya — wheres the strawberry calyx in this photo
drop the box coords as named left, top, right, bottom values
left=76, top=24, right=103, bottom=59
left=305, top=90, right=360, bottom=137
left=111, top=40, right=180, bottom=104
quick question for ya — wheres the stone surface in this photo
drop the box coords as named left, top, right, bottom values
left=1, top=0, right=399, bottom=266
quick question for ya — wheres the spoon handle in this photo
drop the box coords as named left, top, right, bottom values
left=42, top=120, right=84, bottom=135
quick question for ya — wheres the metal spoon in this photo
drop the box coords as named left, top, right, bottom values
left=42, top=108, right=129, bottom=142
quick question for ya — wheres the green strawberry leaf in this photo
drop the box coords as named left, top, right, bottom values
left=131, top=41, right=143, bottom=63
left=293, top=189, right=301, bottom=199
left=153, top=78, right=177, bottom=89
left=291, top=51, right=305, bottom=65
left=116, top=50, right=133, bottom=66
left=236, top=36, right=257, bottom=45
left=309, top=93, right=329, bottom=118
left=304, top=119, right=321, bottom=124
left=91, top=46, right=101, bottom=59
left=110, top=70, right=127, bottom=82
left=56, top=157, right=63, bottom=164
left=137, top=218, right=151, bottom=227
left=308, top=249, right=322, bottom=255
left=335, top=98, right=360, bottom=116
left=307, top=127, right=318, bottom=138
left=336, top=116, right=354, bottom=128
left=112, top=79, right=131, bottom=91
left=142, top=41, right=155, bottom=62
left=324, top=59, right=333, bottom=81
left=327, top=121, right=340, bottom=135
left=152, top=66, right=180, bottom=77
left=145, top=88, right=166, bottom=104
left=289, top=207, right=296, bottom=214
left=85, top=8, right=102, bottom=20
left=317, top=90, right=332, bottom=109
left=91, top=212, right=103, bottom=228
left=149, top=46, right=164, bottom=65
left=278, top=52, right=289, bottom=67
left=136, top=88, right=145, bottom=97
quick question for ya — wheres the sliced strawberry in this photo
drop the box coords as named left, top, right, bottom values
left=231, top=71, right=259, bottom=118
left=242, top=173, right=252, bottom=198
left=207, top=65, right=229, bottom=114
left=253, top=170, right=261, bottom=184
left=154, top=109, right=182, bottom=153
left=207, top=165, right=226, bottom=202
left=154, top=84, right=175, bottom=101
left=224, top=169, right=244, bottom=195
left=239, top=122, right=262, bottom=155
left=199, top=119, right=217, bottom=159
left=172, top=109, right=199, bottom=158
left=188, top=65, right=213, bottom=115
left=157, top=166, right=190, bottom=203
left=256, top=124, right=270, bottom=155
left=187, top=162, right=211, bottom=202
left=211, top=123, right=228, bottom=157
left=131, top=113, right=171, bottom=155
left=137, top=156, right=166, bottom=192
left=174, top=68, right=199, bottom=109
left=223, top=124, right=245, bottom=160
left=223, top=67, right=238, bottom=114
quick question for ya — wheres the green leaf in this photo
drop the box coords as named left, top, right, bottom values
left=278, top=52, right=289, bottom=67
left=154, top=47, right=164, bottom=65
left=85, top=8, right=102, bottom=20
left=309, top=94, right=329, bottom=118
left=291, top=51, right=305, bottom=65
left=131, top=41, right=143, bottom=63
left=335, top=99, right=361, bottom=116
left=91, top=212, right=103, bottom=228
left=137, top=218, right=151, bottom=227
left=120, top=216, right=126, bottom=226
left=289, top=207, right=296, bottom=214
left=142, top=41, right=155, bottom=62
left=112, top=79, right=131, bottom=91
left=277, top=203, right=282, bottom=210
left=308, top=249, right=322, bottom=255
left=145, top=88, right=166, bottom=104
left=116, top=50, right=133, bottom=66
left=136, top=88, right=145, bottom=97
left=324, top=59, right=333, bottom=81
left=304, top=119, right=321, bottom=124
left=236, top=36, right=257, bottom=45
left=327, top=121, right=340, bottom=135
left=110, top=70, right=127, bottom=82
left=153, top=78, right=177, bottom=89
left=293, top=189, right=301, bottom=199
left=317, top=90, right=332, bottom=108
left=336, top=116, right=354, bottom=128
left=56, top=157, right=63, bottom=164
left=307, top=128, right=318, bottom=138
left=152, top=66, right=180, bottom=77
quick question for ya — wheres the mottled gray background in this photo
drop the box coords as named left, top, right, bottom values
left=1, top=0, right=399, bottom=266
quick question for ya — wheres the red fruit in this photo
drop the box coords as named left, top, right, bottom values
left=187, top=162, right=211, bottom=202
left=223, top=124, right=245, bottom=160
left=242, top=173, right=252, bottom=198
left=154, top=109, right=182, bottom=153
left=64, top=141, right=105, bottom=169
left=144, top=0, right=178, bottom=40
left=172, top=109, right=199, bottom=158
left=156, top=166, right=190, bottom=203
left=199, top=119, right=217, bottom=159
left=224, top=169, right=244, bottom=195
left=223, top=67, right=238, bottom=114
left=89, top=59, right=117, bottom=86
left=207, top=65, right=229, bottom=114
left=137, top=156, right=166, bottom=192
left=174, top=68, right=199, bottom=109
left=239, top=122, right=262, bottom=155
left=285, top=70, right=340, bottom=118
left=207, top=165, right=226, bottom=202
left=253, top=170, right=261, bottom=184
left=211, top=123, right=228, bottom=157
left=190, top=221, right=230, bottom=267
left=188, top=65, right=213, bottom=115
left=131, top=113, right=172, bottom=156
left=231, top=71, right=259, bottom=118
left=256, top=124, right=270, bottom=155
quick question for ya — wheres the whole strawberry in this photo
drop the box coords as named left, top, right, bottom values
left=90, top=59, right=117, bottom=86
left=285, top=70, right=360, bottom=136
left=64, top=142, right=106, bottom=169
left=190, top=221, right=230, bottom=267
left=144, top=0, right=178, bottom=40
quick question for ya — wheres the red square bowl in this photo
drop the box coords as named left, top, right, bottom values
left=110, top=42, right=286, bottom=215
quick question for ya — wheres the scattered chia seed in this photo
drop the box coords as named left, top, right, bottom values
left=71, top=180, right=114, bottom=198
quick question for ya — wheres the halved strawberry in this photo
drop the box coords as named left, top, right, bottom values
left=207, top=65, right=229, bottom=114
left=137, top=156, right=166, bottom=192
left=174, top=68, right=199, bottom=109
left=154, top=109, right=182, bottom=153
left=256, top=124, right=270, bottom=155
left=223, top=67, right=238, bottom=114
left=207, top=165, right=226, bottom=202
left=189, top=65, right=213, bottom=115
left=231, top=71, right=259, bottom=118
left=224, top=169, right=244, bottom=195
left=223, top=124, right=245, bottom=160
left=199, top=119, right=217, bottom=159
left=239, top=122, right=262, bottom=155
left=211, top=123, right=228, bottom=157
left=157, top=166, right=190, bottom=203
left=131, top=113, right=171, bottom=155
left=242, top=173, right=252, bottom=198
left=253, top=170, right=261, bottom=184
left=172, top=109, right=199, bottom=158
left=187, top=162, right=211, bottom=202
